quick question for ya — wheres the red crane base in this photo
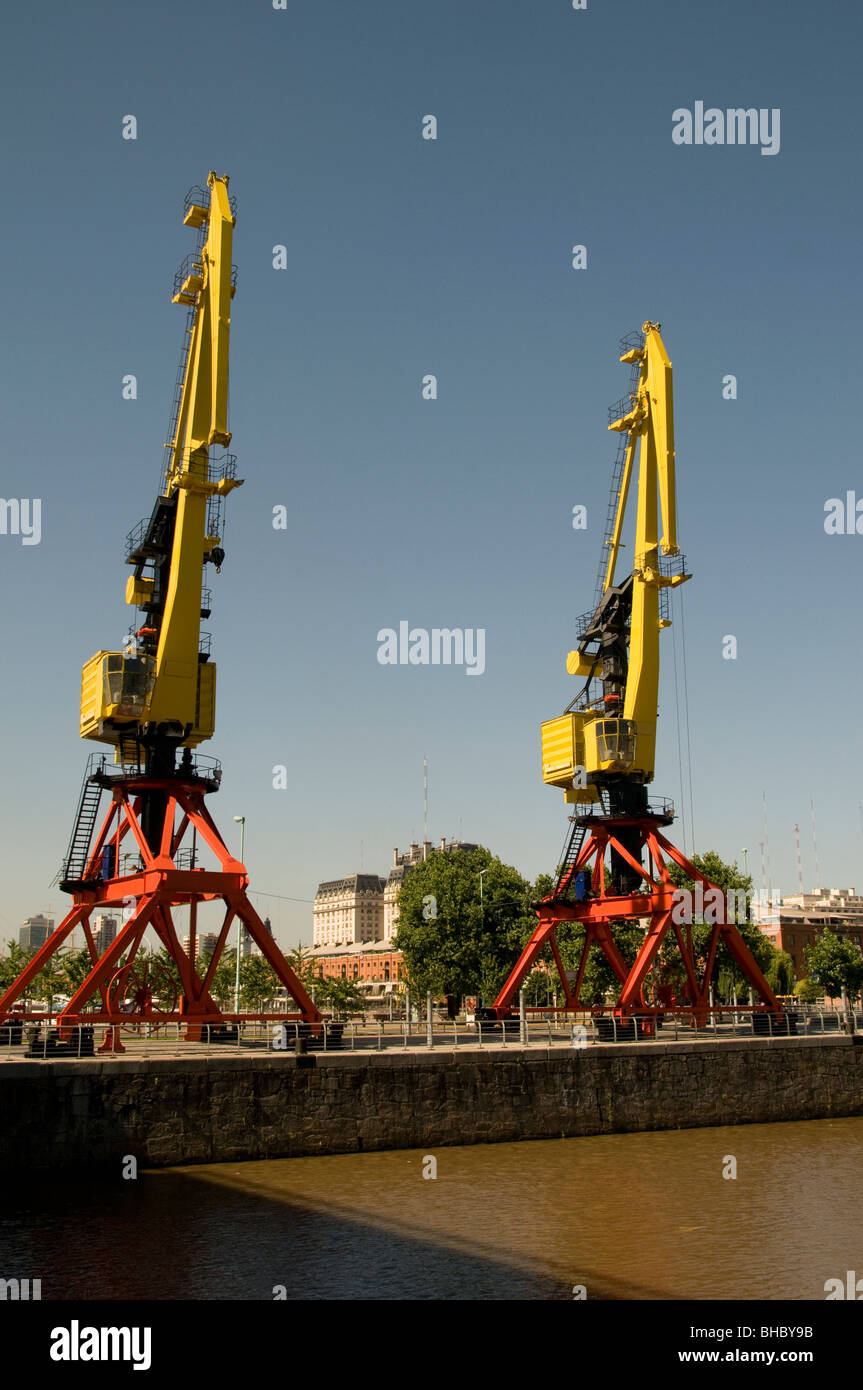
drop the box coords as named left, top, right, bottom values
left=0, top=772, right=321, bottom=1036
left=492, top=814, right=781, bottom=1027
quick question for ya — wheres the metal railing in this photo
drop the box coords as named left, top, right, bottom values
left=207, top=452, right=237, bottom=485
left=608, top=392, right=640, bottom=428
left=618, top=329, right=645, bottom=357
left=125, top=515, right=152, bottom=561
left=2, top=1004, right=859, bottom=1062
left=183, top=185, right=238, bottom=222
left=172, top=251, right=203, bottom=299
left=172, top=253, right=238, bottom=302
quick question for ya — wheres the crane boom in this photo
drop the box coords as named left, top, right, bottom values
left=80, top=172, right=242, bottom=768
left=541, top=322, right=690, bottom=820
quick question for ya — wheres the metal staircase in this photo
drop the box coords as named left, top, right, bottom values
left=57, top=753, right=108, bottom=890
left=553, top=820, right=588, bottom=900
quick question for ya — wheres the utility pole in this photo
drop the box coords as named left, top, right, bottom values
left=810, top=799, right=821, bottom=890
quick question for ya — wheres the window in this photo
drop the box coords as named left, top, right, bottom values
left=595, top=718, right=637, bottom=767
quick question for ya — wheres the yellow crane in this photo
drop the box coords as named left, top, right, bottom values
left=541, top=322, right=690, bottom=830
left=491, top=323, right=783, bottom=1031
left=80, top=171, right=242, bottom=771
left=0, top=174, right=322, bottom=1041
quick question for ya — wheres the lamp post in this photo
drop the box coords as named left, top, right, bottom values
left=479, top=869, right=489, bottom=914
left=478, top=870, right=489, bottom=1006
left=233, top=816, right=245, bottom=1015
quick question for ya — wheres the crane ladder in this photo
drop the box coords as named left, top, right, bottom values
left=553, top=820, right=588, bottom=900
left=56, top=753, right=108, bottom=886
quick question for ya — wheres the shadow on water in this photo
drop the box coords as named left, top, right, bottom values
left=1, top=1116, right=860, bottom=1300
left=0, top=1172, right=574, bottom=1301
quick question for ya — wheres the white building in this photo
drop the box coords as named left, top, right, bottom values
left=313, top=839, right=479, bottom=952
left=92, top=915, right=118, bottom=955
left=312, top=874, right=387, bottom=949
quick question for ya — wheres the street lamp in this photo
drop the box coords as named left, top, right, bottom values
left=478, top=870, right=490, bottom=1006
left=478, top=869, right=489, bottom=919
left=742, top=848, right=748, bottom=878
left=233, top=816, right=246, bottom=1015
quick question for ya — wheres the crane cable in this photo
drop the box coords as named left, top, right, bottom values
left=671, top=588, right=686, bottom=853
left=679, top=590, right=696, bottom=851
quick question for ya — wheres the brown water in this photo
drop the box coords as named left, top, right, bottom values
left=2, top=1118, right=861, bottom=1299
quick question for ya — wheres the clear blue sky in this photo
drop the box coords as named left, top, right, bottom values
left=1, top=0, right=861, bottom=949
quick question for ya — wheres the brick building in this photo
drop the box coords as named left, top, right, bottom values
left=755, top=888, right=863, bottom=979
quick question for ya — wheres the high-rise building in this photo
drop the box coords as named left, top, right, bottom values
left=19, top=914, right=53, bottom=950
left=92, top=915, right=118, bottom=955
left=181, top=933, right=219, bottom=958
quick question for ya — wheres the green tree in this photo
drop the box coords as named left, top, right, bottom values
left=286, top=944, right=317, bottom=988
left=0, top=941, right=70, bottom=1005
left=394, top=847, right=536, bottom=1004
left=794, top=977, right=822, bottom=1003
left=523, top=967, right=555, bottom=1007
left=0, top=942, right=38, bottom=999
left=765, top=950, right=796, bottom=997
left=804, top=931, right=863, bottom=1003
left=239, top=955, right=280, bottom=1012
left=208, top=950, right=238, bottom=1009
left=314, top=976, right=367, bottom=1019
left=58, top=946, right=97, bottom=996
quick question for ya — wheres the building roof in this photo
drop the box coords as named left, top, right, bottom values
left=309, top=941, right=402, bottom=958
left=315, top=874, right=387, bottom=896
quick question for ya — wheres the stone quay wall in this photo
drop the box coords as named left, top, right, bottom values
left=0, top=1036, right=860, bottom=1171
